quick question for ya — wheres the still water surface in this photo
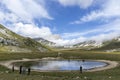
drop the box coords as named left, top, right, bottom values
left=30, top=60, right=107, bottom=71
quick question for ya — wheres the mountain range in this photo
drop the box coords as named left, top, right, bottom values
left=73, top=37, right=120, bottom=51
left=0, top=24, right=120, bottom=52
left=0, top=24, right=50, bottom=52
left=34, top=38, right=56, bottom=47
left=34, top=35, right=120, bottom=52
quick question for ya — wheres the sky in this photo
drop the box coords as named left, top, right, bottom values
left=0, top=0, right=120, bottom=46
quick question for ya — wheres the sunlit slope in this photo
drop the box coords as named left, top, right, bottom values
left=0, top=24, right=50, bottom=52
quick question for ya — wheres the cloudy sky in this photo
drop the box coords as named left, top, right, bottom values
left=0, top=0, right=120, bottom=46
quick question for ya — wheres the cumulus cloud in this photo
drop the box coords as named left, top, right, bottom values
left=12, top=23, right=51, bottom=38
left=0, top=0, right=120, bottom=46
left=68, top=0, right=120, bottom=44
left=0, top=0, right=58, bottom=41
left=91, top=32, right=120, bottom=42
left=58, top=0, right=93, bottom=9
left=0, top=0, right=64, bottom=45
left=64, top=19, right=120, bottom=43
left=10, top=23, right=86, bottom=46
left=0, top=0, right=69, bottom=46
left=71, top=0, right=120, bottom=24
left=62, top=29, right=101, bottom=39
left=1, top=0, right=53, bottom=21
left=52, top=37, right=87, bottom=46
left=0, top=0, right=53, bottom=26
left=7, top=22, right=61, bottom=41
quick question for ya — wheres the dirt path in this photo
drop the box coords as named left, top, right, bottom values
left=86, top=60, right=118, bottom=72
left=0, top=58, right=119, bottom=72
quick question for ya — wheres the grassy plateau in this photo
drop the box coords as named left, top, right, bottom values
left=0, top=50, right=120, bottom=80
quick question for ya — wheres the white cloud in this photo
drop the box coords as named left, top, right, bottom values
left=0, top=0, right=53, bottom=25
left=91, top=32, right=120, bottom=42
left=71, top=0, right=120, bottom=24
left=62, top=29, right=101, bottom=39
left=0, top=11, right=20, bottom=24
left=63, top=19, right=120, bottom=43
left=4, top=21, right=87, bottom=46
left=58, top=0, right=93, bottom=9
left=8, top=22, right=60, bottom=41
left=0, top=0, right=120, bottom=46
left=1, top=0, right=53, bottom=22
left=52, top=37, right=87, bottom=46
left=0, top=0, right=61, bottom=45
left=0, top=0, right=58, bottom=41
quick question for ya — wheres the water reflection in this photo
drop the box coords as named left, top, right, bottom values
left=31, top=60, right=107, bottom=71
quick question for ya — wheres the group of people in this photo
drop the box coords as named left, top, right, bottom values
left=12, top=65, right=31, bottom=75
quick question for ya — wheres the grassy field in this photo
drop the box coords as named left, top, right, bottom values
left=0, top=50, right=120, bottom=80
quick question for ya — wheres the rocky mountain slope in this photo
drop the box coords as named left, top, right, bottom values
left=74, top=37, right=120, bottom=51
left=34, top=38, right=56, bottom=47
left=94, top=37, right=120, bottom=51
left=0, top=24, right=50, bottom=52
left=73, top=40, right=102, bottom=50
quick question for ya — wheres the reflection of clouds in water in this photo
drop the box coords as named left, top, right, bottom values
left=82, top=61, right=107, bottom=70
left=32, top=61, right=80, bottom=70
left=31, top=60, right=107, bottom=71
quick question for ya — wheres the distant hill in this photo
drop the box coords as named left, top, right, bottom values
left=73, top=40, right=102, bottom=50
left=34, top=38, right=56, bottom=47
left=0, top=24, right=50, bottom=52
left=74, top=37, right=120, bottom=51
left=94, top=37, right=120, bottom=51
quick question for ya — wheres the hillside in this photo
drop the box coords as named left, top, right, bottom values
left=73, top=40, right=102, bottom=50
left=74, top=37, right=120, bottom=51
left=34, top=38, right=56, bottom=47
left=94, top=38, right=120, bottom=51
left=0, top=24, right=50, bottom=52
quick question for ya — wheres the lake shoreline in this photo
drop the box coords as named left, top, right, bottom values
left=0, top=58, right=118, bottom=72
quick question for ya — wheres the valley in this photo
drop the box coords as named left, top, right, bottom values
left=0, top=24, right=120, bottom=80
left=0, top=0, right=120, bottom=80
left=0, top=50, right=120, bottom=80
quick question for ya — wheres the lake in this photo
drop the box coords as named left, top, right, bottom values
left=28, top=60, right=107, bottom=71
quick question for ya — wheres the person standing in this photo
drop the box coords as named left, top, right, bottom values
left=12, top=65, right=14, bottom=72
left=27, top=67, right=31, bottom=75
left=19, top=65, right=22, bottom=74
left=80, top=66, right=83, bottom=73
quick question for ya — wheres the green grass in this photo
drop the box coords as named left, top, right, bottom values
left=13, top=61, right=39, bottom=68
left=0, top=52, right=58, bottom=61
left=0, top=50, right=120, bottom=80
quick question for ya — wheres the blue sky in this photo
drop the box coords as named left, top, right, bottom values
left=0, top=0, right=120, bottom=45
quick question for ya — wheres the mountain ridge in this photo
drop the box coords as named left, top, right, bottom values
left=34, top=38, right=56, bottom=47
left=73, top=37, right=120, bottom=51
left=0, top=24, right=50, bottom=52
